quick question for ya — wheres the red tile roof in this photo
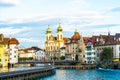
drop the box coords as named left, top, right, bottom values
left=4, top=38, right=19, bottom=44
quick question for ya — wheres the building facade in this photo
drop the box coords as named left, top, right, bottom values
left=85, top=41, right=96, bottom=64
left=65, top=30, right=86, bottom=62
left=0, top=34, right=19, bottom=67
left=92, top=33, right=120, bottom=62
left=5, top=38, right=19, bottom=66
left=35, top=49, right=45, bottom=61
left=18, top=48, right=35, bottom=60
left=44, top=25, right=65, bottom=60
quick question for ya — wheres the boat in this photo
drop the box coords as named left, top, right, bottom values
left=98, top=67, right=120, bottom=72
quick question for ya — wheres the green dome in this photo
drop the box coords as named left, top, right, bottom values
left=46, top=26, right=51, bottom=34
left=57, top=24, right=63, bottom=32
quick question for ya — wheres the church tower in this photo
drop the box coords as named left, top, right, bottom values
left=57, top=24, right=63, bottom=40
left=46, top=25, right=52, bottom=41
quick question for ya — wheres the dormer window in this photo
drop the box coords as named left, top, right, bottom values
left=114, top=37, right=116, bottom=40
left=96, top=38, right=99, bottom=42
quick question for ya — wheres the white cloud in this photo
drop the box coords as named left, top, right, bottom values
left=0, top=0, right=20, bottom=6
left=18, top=38, right=39, bottom=43
left=65, top=0, right=90, bottom=11
left=0, top=27, right=31, bottom=35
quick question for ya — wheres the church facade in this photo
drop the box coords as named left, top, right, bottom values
left=44, top=25, right=86, bottom=62
left=44, top=25, right=65, bottom=60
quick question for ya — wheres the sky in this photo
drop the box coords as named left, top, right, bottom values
left=0, top=0, right=120, bottom=48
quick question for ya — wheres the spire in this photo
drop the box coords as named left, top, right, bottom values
left=57, top=23, right=62, bottom=32
left=46, top=25, right=52, bottom=34
left=108, top=28, right=110, bottom=36
left=9, top=35, right=12, bottom=40
left=74, top=29, right=78, bottom=34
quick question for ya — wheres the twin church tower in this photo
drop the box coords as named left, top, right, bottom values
left=44, top=24, right=65, bottom=60
left=44, top=24, right=85, bottom=61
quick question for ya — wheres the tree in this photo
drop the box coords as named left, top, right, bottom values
left=100, top=47, right=113, bottom=63
left=60, top=56, right=65, bottom=60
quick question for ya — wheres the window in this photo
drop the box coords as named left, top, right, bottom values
left=9, top=58, right=11, bottom=60
left=87, top=57, right=91, bottom=60
left=14, top=55, right=16, bottom=58
left=14, top=51, right=17, bottom=53
left=9, top=53, right=12, bottom=55
left=83, top=55, right=85, bottom=58
left=97, top=54, right=99, bottom=57
left=87, top=52, right=91, bottom=55
left=60, top=35, right=62, bottom=39
left=5, top=59, right=7, bottom=61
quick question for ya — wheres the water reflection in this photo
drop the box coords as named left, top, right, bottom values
left=0, top=67, right=8, bottom=72
left=36, top=69, right=120, bottom=80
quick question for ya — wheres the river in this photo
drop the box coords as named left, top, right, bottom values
left=36, top=69, right=120, bottom=80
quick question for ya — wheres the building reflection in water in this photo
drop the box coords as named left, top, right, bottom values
left=0, top=67, right=8, bottom=72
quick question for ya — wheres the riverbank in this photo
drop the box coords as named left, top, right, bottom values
left=0, top=67, right=55, bottom=80
left=55, top=64, right=97, bottom=69
left=98, top=62, right=120, bottom=69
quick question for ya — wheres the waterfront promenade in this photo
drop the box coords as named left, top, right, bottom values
left=56, top=64, right=97, bottom=69
left=0, top=66, right=55, bottom=80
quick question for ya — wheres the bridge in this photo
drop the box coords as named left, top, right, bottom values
left=17, top=60, right=81, bottom=65
left=0, top=67, right=55, bottom=80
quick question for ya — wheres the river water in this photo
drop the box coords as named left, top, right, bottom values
left=36, top=69, right=120, bottom=80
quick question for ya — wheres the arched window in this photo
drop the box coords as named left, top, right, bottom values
left=60, top=35, right=62, bottom=39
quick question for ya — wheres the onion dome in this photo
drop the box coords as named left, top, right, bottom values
left=71, top=29, right=81, bottom=42
left=57, top=24, right=63, bottom=32
left=46, top=25, right=51, bottom=34
left=4, top=38, right=19, bottom=44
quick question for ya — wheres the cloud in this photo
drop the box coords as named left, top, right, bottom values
left=17, top=38, right=39, bottom=43
left=65, top=0, right=89, bottom=11
left=0, top=7, right=119, bottom=48
left=103, top=6, right=120, bottom=15
left=0, top=0, right=19, bottom=7
left=0, top=12, right=109, bottom=27
left=0, top=27, right=31, bottom=35
left=83, top=24, right=120, bottom=29
left=17, top=38, right=41, bottom=48
left=109, top=7, right=120, bottom=12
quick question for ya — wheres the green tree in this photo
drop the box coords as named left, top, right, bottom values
left=100, top=47, right=113, bottom=63
left=60, top=56, right=65, bottom=60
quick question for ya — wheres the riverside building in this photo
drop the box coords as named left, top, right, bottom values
left=44, top=24, right=67, bottom=60
left=92, top=33, right=120, bottom=62
left=65, top=30, right=86, bottom=62
left=0, top=34, right=19, bottom=67
left=85, top=40, right=96, bottom=64
left=44, top=25, right=86, bottom=62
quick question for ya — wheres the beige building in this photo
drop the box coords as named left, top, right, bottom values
left=0, top=34, right=19, bottom=67
left=18, top=48, right=35, bottom=60
left=65, top=30, right=86, bottom=62
left=44, top=25, right=67, bottom=60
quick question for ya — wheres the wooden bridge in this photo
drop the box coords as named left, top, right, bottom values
left=17, top=60, right=81, bottom=65
left=0, top=67, right=55, bottom=80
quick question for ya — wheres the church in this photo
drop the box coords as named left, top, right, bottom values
left=44, top=24, right=66, bottom=60
left=44, top=24, right=86, bottom=62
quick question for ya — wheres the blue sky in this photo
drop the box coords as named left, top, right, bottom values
left=0, top=0, right=120, bottom=48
